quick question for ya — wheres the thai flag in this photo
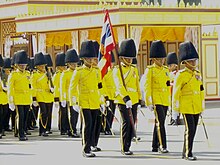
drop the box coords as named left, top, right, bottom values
left=98, top=9, right=116, bottom=78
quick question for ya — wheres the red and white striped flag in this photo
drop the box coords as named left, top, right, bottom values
left=98, top=9, right=116, bottom=78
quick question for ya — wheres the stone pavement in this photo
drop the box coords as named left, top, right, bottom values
left=0, top=101, right=220, bottom=165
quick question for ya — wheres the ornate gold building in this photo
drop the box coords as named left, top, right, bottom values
left=0, top=0, right=219, bottom=100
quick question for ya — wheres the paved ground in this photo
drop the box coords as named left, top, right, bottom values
left=0, top=101, right=220, bottom=165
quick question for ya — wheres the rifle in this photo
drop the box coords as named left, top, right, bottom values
left=0, top=69, right=7, bottom=89
left=46, top=66, right=54, bottom=88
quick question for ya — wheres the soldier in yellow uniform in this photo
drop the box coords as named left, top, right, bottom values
left=2, top=58, right=12, bottom=134
left=31, top=52, right=54, bottom=136
left=166, top=52, right=180, bottom=125
left=53, top=52, right=67, bottom=135
left=9, top=54, right=17, bottom=132
left=102, top=55, right=117, bottom=135
left=0, top=55, right=7, bottom=138
left=172, top=41, right=204, bottom=161
left=44, top=54, right=54, bottom=133
left=143, top=40, right=170, bottom=153
left=60, top=48, right=79, bottom=137
left=7, top=50, right=32, bottom=141
left=113, top=39, right=142, bottom=155
left=69, top=40, right=103, bottom=158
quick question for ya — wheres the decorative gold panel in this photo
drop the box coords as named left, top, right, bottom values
left=2, top=21, right=16, bottom=41
left=206, top=82, right=218, bottom=96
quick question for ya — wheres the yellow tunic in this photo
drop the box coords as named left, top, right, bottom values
left=172, top=67, right=204, bottom=114
left=7, top=70, right=32, bottom=105
left=113, top=64, right=141, bottom=105
left=52, top=70, right=63, bottom=102
left=0, top=78, right=8, bottom=105
left=60, top=68, right=74, bottom=102
left=69, top=65, right=102, bottom=109
left=144, top=63, right=170, bottom=106
left=31, top=71, right=54, bottom=103
left=102, top=68, right=116, bottom=101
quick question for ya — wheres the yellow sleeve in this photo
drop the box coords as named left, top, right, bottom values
left=52, top=73, right=60, bottom=102
left=135, top=68, right=142, bottom=101
left=69, top=69, right=80, bottom=105
left=172, top=72, right=182, bottom=112
left=97, top=68, right=105, bottom=105
left=144, top=67, right=152, bottom=106
left=7, top=72, right=15, bottom=104
left=60, top=72, right=66, bottom=102
left=113, top=67, right=130, bottom=103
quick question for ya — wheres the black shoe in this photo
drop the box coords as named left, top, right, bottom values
left=5, top=128, right=12, bottom=132
left=19, top=136, right=28, bottom=141
left=132, top=137, right=141, bottom=142
left=46, top=131, right=52, bottom=134
left=0, top=134, right=2, bottom=139
left=39, top=132, right=48, bottom=137
left=28, top=126, right=34, bottom=130
left=25, top=131, right=31, bottom=135
left=104, top=131, right=112, bottom=135
left=69, top=133, right=80, bottom=138
left=183, top=156, right=197, bottom=161
left=83, top=152, right=96, bottom=158
left=122, top=150, right=133, bottom=155
left=1, top=131, right=6, bottom=136
left=60, top=132, right=68, bottom=135
left=91, top=146, right=101, bottom=152
left=152, top=148, right=158, bottom=152
left=159, top=148, right=169, bottom=153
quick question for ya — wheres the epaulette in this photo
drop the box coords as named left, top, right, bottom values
left=76, top=66, right=83, bottom=71
left=163, top=65, right=168, bottom=69
left=146, top=65, right=153, bottom=69
left=194, top=69, right=200, bottom=73
left=178, top=69, right=186, bottom=73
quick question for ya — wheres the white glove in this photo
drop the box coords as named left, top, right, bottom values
left=202, top=100, right=205, bottom=110
left=9, top=103, right=15, bottom=111
left=54, top=102, right=59, bottom=109
left=32, top=101, right=38, bottom=107
left=147, top=105, right=154, bottom=111
left=50, top=87, right=54, bottom=93
left=100, top=104, right=105, bottom=113
left=125, top=100, right=132, bottom=109
left=72, top=105, right=80, bottom=113
left=71, top=96, right=77, bottom=104
left=61, top=100, right=67, bottom=108
left=172, top=110, right=179, bottom=120
left=106, top=100, right=110, bottom=107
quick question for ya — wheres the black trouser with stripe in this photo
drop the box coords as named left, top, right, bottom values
left=182, top=114, right=199, bottom=158
left=46, top=103, right=53, bottom=132
left=38, top=102, right=52, bottom=134
left=118, top=104, right=137, bottom=152
left=152, top=104, right=168, bottom=149
left=59, top=104, right=70, bottom=134
left=0, top=104, right=7, bottom=134
left=15, top=105, right=29, bottom=138
left=3, top=104, right=10, bottom=130
left=105, top=100, right=116, bottom=132
left=81, top=109, right=99, bottom=153
left=92, top=110, right=102, bottom=147
left=69, top=105, right=79, bottom=135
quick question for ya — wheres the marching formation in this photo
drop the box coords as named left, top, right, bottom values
left=0, top=39, right=205, bottom=161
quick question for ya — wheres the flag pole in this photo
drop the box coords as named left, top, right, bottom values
left=106, top=10, right=138, bottom=143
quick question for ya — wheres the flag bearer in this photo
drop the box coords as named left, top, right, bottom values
left=113, top=38, right=142, bottom=155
